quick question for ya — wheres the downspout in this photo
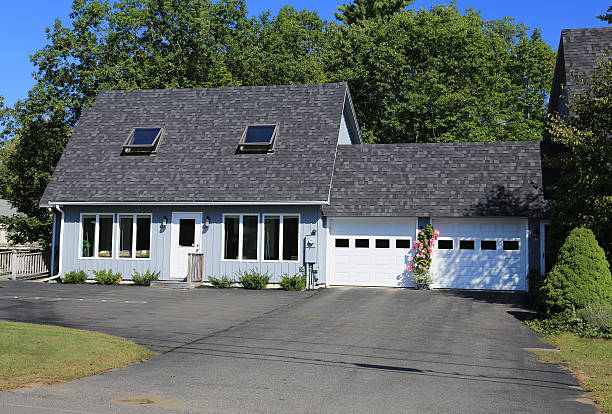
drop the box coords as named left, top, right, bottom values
left=41, top=204, right=64, bottom=282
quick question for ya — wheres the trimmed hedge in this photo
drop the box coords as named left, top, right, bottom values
left=540, top=227, right=612, bottom=316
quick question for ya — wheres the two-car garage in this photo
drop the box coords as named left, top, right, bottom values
left=327, top=217, right=529, bottom=291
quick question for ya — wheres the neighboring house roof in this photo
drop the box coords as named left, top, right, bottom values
left=324, top=142, right=547, bottom=218
left=41, top=83, right=356, bottom=206
left=0, top=199, right=17, bottom=217
left=549, top=27, right=612, bottom=116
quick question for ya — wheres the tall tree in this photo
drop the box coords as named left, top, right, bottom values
left=324, top=5, right=555, bottom=143
left=335, top=0, right=413, bottom=25
left=597, top=6, right=612, bottom=23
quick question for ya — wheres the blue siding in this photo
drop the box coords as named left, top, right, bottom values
left=60, top=205, right=327, bottom=284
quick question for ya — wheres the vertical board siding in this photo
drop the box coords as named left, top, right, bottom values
left=61, top=205, right=325, bottom=283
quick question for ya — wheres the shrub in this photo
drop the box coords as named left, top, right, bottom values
left=526, top=313, right=612, bottom=339
left=62, top=270, right=88, bottom=284
left=578, top=302, right=612, bottom=331
left=280, top=271, right=306, bottom=291
left=237, top=269, right=270, bottom=290
left=208, top=275, right=233, bottom=288
left=540, top=227, right=612, bottom=316
left=131, top=270, right=159, bottom=286
left=93, top=269, right=122, bottom=285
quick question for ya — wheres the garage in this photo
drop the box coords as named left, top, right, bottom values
left=328, top=217, right=528, bottom=290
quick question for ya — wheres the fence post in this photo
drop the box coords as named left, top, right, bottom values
left=11, top=250, right=17, bottom=280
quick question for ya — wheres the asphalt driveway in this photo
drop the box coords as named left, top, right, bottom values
left=0, top=281, right=596, bottom=414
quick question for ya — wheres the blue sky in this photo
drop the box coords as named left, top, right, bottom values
left=0, top=0, right=609, bottom=107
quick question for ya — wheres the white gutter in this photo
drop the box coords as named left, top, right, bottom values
left=40, top=204, right=64, bottom=282
left=43, top=200, right=328, bottom=207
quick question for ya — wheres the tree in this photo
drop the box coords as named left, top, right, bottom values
left=546, top=55, right=612, bottom=261
left=324, top=5, right=555, bottom=143
left=597, top=6, right=612, bottom=24
left=335, top=0, right=413, bottom=26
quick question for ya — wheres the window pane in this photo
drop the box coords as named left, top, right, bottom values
left=355, top=239, right=369, bottom=248
left=282, top=216, right=299, bottom=261
left=179, top=219, right=196, bottom=247
left=242, top=215, right=259, bottom=260
left=396, top=239, right=411, bottom=249
left=224, top=216, right=239, bottom=260
left=119, top=215, right=133, bottom=258
left=264, top=216, right=280, bottom=260
left=244, top=125, right=275, bottom=143
left=131, top=128, right=160, bottom=145
left=98, top=215, right=113, bottom=257
left=459, top=240, right=474, bottom=250
left=503, top=240, right=520, bottom=251
left=335, top=238, right=349, bottom=248
left=481, top=240, right=497, bottom=250
left=136, top=215, right=151, bottom=258
left=438, top=240, right=454, bottom=250
left=81, top=215, right=96, bottom=257
left=376, top=239, right=390, bottom=248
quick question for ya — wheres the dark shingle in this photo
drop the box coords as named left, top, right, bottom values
left=41, top=83, right=348, bottom=205
left=324, top=142, right=547, bottom=217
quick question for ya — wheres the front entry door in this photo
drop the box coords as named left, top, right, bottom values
left=170, top=212, right=202, bottom=279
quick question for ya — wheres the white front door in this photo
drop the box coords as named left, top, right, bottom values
left=170, top=212, right=202, bottom=279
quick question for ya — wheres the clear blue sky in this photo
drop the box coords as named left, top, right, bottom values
left=0, top=0, right=609, bottom=107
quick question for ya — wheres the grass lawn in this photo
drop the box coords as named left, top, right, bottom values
left=0, top=321, right=154, bottom=390
left=532, top=333, right=611, bottom=413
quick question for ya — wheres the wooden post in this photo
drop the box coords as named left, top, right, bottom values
left=11, top=250, right=17, bottom=280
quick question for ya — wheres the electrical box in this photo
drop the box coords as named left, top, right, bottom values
left=304, top=235, right=317, bottom=263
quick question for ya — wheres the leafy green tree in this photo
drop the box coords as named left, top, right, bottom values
left=546, top=55, right=612, bottom=261
left=335, top=0, right=413, bottom=25
left=324, top=5, right=555, bottom=143
left=540, top=227, right=611, bottom=316
left=598, top=6, right=612, bottom=23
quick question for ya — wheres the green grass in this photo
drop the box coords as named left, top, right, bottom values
left=532, top=333, right=612, bottom=413
left=0, top=321, right=154, bottom=390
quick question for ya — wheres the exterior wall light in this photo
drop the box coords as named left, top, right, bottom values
left=205, top=216, right=211, bottom=228
left=161, top=216, right=168, bottom=227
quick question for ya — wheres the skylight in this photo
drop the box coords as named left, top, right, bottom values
left=123, top=127, right=163, bottom=154
left=238, top=124, right=278, bottom=152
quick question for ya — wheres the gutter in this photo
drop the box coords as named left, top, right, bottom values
left=42, top=200, right=328, bottom=207
left=40, top=204, right=64, bottom=282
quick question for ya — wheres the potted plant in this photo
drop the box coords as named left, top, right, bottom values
left=406, top=225, right=440, bottom=290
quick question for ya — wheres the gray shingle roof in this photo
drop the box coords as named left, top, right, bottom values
left=41, top=83, right=348, bottom=205
left=324, top=142, right=547, bottom=218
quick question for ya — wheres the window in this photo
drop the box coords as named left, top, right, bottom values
left=438, top=239, right=454, bottom=250
left=238, top=125, right=278, bottom=152
left=263, top=214, right=300, bottom=261
left=375, top=239, right=390, bottom=248
left=355, top=239, right=370, bottom=248
left=396, top=239, right=411, bottom=249
left=118, top=214, right=152, bottom=259
left=459, top=240, right=475, bottom=250
left=80, top=214, right=114, bottom=259
left=503, top=240, right=520, bottom=251
left=179, top=219, right=196, bottom=246
left=481, top=240, right=497, bottom=250
left=335, top=238, right=349, bottom=248
left=122, top=127, right=163, bottom=154
left=223, top=214, right=259, bottom=261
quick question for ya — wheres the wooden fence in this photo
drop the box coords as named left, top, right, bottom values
left=187, top=253, right=205, bottom=284
left=0, top=250, right=50, bottom=280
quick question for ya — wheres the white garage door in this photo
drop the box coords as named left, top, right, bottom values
left=430, top=218, right=528, bottom=290
left=329, top=218, right=416, bottom=287
left=328, top=217, right=528, bottom=291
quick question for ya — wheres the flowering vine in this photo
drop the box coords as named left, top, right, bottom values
left=406, top=224, right=440, bottom=288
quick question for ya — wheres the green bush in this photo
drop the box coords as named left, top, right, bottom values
left=279, top=272, right=306, bottom=291
left=131, top=270, right=159, bottom=286
left=526, top=313, right=612, bottom=339
left=540, top=227, right=612, bottom=316
left=62, top=270, right=88, bottom=284
left=93, top=269, right=122, bottom=285
left=237, top=269, right=270, bottom=290
left=208, top=275, right=234, bottom=288
left=578, top=302, right=612, bottom=331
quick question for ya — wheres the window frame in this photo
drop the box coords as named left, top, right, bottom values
left=116, top=213, right=153, bottom=260
left=79, top=213, right=114, bottom=260
left=459, top=239, right=475, bottom=250
left=480, top=240, right=498, bottom=251
left=221, top=213, right=261, bottom=262
left=262, top=213, right=301, bottom=263
left=238, top=124, right=279, bottom=153
left=503, top=239, right=521, bottom=251
left=122, top=127, right=164, bottom=154
left=437, top=238, right=454, bottom=250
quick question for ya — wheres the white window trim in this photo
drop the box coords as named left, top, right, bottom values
left=262, top=213, right=301, bottom=263
left=116, top=213, right=152, bottom=261
left=221, top=213, right=260, bottom=262
left=78, top=213, right=114, bottom=260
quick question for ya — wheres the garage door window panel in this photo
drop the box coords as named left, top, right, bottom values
left=396, top=239, right=411, bottom=249
left=503, top=240, right=520, bottom=251
left=459, top=240, right=474, bottom=250
left=375, top=239, right=390, bottom=248
left=355, top=239, right=370, bottom=248
left=438, top=239, right=454, bottom=250
left=481, top=240, right=497, bottom=250
left=335, top=238, right=349, bottom=248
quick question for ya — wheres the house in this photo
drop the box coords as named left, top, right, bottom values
left=0, top=199, right=17, bottom=249
left=41, top=82, right=548, bottom=290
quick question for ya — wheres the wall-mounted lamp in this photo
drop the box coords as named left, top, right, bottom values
left=161, top=216, right=168, bottom=227
left=205, top=216, right=211, bottom=228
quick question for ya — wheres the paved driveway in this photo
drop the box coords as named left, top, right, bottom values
left=0, top=281, right=595, bottom=414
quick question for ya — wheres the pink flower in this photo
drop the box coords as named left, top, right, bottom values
left=408, top=256, right=413, bottom=262
left=418, top=264, right=423, bottom=269
left=428, top=248, right=432, bottom=253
